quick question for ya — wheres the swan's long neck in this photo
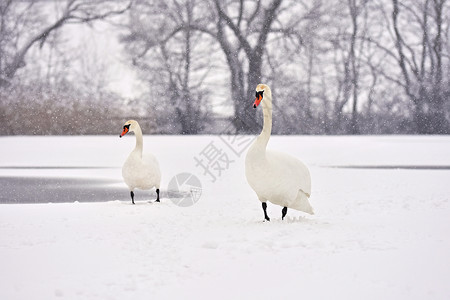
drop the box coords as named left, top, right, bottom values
left=256, top=92, right=273, bottom=150
left=133, top=124, right=144, bottom=157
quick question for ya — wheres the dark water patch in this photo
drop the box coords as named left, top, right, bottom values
left=0, top=177, right=126, bottom=204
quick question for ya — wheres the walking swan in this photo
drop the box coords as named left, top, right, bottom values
left=245, top=84, right=313, bottom=221
left=119, top=120, right=161, bottom=204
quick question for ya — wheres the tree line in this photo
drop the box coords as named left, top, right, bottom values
left=1, top=0, right=449, bottom=135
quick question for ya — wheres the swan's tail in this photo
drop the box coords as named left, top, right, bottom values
left=292, top=190, right=314, bottom=215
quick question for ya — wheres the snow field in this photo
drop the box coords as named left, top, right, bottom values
left=0, top=135, right=449, bottom=299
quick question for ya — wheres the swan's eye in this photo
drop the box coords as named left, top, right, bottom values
left=124, top=124, right=130, bottom=130
left=255, top=91, right=264, bottom=98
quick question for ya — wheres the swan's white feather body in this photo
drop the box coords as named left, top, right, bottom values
left=246, top=147, right=313, bottom=214
left=245, top=84, right=313, bottom=215
left=120, top=120, right=161, bottom=195
left=122, top=150, right=161, bottom=191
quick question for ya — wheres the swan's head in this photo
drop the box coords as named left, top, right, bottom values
left=119, top=120, right=138, bottom=138
left=253, top=84, right=271, bottom=108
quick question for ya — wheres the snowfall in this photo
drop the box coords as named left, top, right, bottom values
left=0, top=134, right=449, bottom=299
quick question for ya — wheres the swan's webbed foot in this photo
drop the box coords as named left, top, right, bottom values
left=262, top=202, right=270, bottom=222
left=130, top=191, right=135, bottom=205
left=155, top=188, right=160, bottom=202
left=282, top=206, right=288, bottom=220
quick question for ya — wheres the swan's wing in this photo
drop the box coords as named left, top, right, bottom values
left=266, top=150, right=311, bottom=196
left=142, top=153, right=161, bottom=180
left=142, top=153, right=160, bottom=169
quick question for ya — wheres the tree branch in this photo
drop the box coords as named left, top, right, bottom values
left=255, top=0, right=283, bottom=56
left=213, top=0, right=253, bottom=57
left=4, top=0, right=132, bottom=81
left=392, top=0, right=416, bottom=102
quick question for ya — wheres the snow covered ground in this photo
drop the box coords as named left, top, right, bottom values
left=0, top=135, right=449, bottom=299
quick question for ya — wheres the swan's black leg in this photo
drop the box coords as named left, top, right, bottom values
left=156, top=188, right=160, bottom=202
left=130, top=191, right=135, bottom=205
left=282, top=207, right=288, bottom=220
left=262, top=202, right=270, bottom=222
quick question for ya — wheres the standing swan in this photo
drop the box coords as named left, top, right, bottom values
left=119, top=120, right=161, bottom=204
left=245, top=84, right=313, bottom=221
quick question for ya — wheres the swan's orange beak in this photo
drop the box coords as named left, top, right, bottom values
left=253, top=94, right=262, bottom=108
left=119, top=126, right=129, bottom=138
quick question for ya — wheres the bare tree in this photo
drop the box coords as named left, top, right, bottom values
left=390, top=0, right=449, bottom=133
left=348, top=0, right=361, bottom=133
left=123, top=0, right=326, bottom=133
left=121, top=0, right=213, bottom=134
left=0, top=0, right=131, bottom=87
left=3, top=0, right=446, bottom=135
left=211, top=0, right=284, bottom=132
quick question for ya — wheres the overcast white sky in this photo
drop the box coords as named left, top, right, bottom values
left=63, top=20, right=233, bottom=116
left=72, top=22, right=143, bottom=99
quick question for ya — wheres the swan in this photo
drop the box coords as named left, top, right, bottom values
left=245, top=84, right=313, bottom=221
left=119, top=120, right=161, bottom=204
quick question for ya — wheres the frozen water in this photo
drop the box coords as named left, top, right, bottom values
left=0, top=135, right=449, bottom=299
